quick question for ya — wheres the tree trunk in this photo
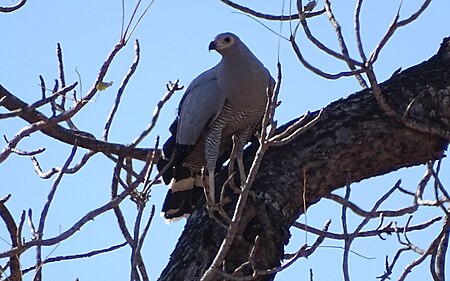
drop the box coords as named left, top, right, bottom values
left=158, top=37, right=450, bottom=280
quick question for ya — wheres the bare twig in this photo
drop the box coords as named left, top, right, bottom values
left=34, top=145, right=78, bottom=280
left=31, top=151, right=97, bottom=179
left=131, top=203, right=145, bottom=281
left=130, top=80, right=182, bottom=148
left=0, top=34, right=129, bottom=165
left=220, top=0, right=325, bottom=21
left=56, top=43, right=67, bottom=112
left=354, top=0, right=367, bottom=62
left=329, top=192, right=402, bottom=217
left=298, top=19, right=364, bottom=67
left=0, top=185, right=133, bottom=259
left=0, top=83, right=76, bottom=120
left=21, top=242, right=128, bottom=275
left=10, top=147, right=45, bottom=157
left=398, top=215, right=450, bottom=281
left=103, top=40, right=140, bottom=142
left=341, top=184, right=351, bottom=281
left=324, top=0, right=367, bottom=88
left=290, top=36, right=364, bottom=80
left=122, top=0, right=156, bottom=43
left=293, top=216, right=442, bottom=240
left=222, top=220, right=332, bottom=280
left=0, top=194, right=21, bottom=281
left=268, top=109, right=323, bottom=146
left=368, top=0, right=432, bottom=65
left=435, top=218, right=449, bottom=280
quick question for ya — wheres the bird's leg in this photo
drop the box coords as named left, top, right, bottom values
left=234, top=143, right=247, bottom=188
left=236, top=157, right=246, bottom=188
left=233, top=131, right=248, bottom=188
left=208, top=168, right=216, bottom=203
left=205, top=126, right=222, bottom=204
left=227, top=136, right=238, bottom=192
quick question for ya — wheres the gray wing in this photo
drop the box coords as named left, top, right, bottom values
left=176, top=67, right=226, bottom=145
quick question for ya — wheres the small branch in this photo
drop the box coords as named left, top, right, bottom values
left=0, top=194, right=21, bottom=281
left=368, top=0, right=431, bottom=66
left=354, top=0, right=367, bottom=62
left=21, top=242, right=128, bottom=275
left=130, top=80, right=182, bottom=148
left=34, top=145, right=78, bottom=280
left=293, top=216, right=442, bottom=240
left=326, top=193, right=417, bottom=218
left=124, top=0, right=156, bottom=44
left=223, top=220, right=332, bottom=280
left=398, top=215, right=450, bottom=281
left=134, top=205, right=155, bottom=281
left=436, top=217, right=449, bottom=280
left=0, top=84, right=156, bottom=162
left=341, top=184, right=351, bottom=281
left=220, top=0, right=325, bottom=21
left=325, top=0, right=368, bottom=88
left=31, top=151, right=97, bottom=179
left=131, top=203, right=145, bottom=281
left=0, top=185, right=133, bottom=259
left=268, top=109, right=323, bottom=146
left=38, top=76, right=46, bottom=99
left=103, top=40, right=140, bottom=142
left=10, top=147, right=45, bottom=157
left=261, top=220, right=331, bottom=275
left=368, top=4, right=401, bottom=65
left=290, top=36, right=364, bottom=80
left=298, top=19, right=364, bottom=67
left=0, top=83, right=76, bottom=120
left=56, top=43, right=66, bottom=111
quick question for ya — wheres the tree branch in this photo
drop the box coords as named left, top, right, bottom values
left=0, top=84, right=156, bottom=161
left=158, top=36, right=450, bottom=281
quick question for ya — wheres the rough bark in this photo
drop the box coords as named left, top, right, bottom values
left=158, top=37, right=450, bottom=280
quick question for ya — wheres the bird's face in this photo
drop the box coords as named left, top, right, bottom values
left=208, top=33, right=239, bottom=54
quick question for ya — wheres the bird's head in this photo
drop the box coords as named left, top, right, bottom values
left=208, top=32, right=241, bottom=55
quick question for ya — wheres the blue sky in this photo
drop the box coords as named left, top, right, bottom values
left=1, top=0, right=449, bottom=280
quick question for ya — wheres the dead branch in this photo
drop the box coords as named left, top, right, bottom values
left=34, top=145, right=78, bottom=280
left=219, top=0, right=325, bottom=21
left=293, top=216, right=442, bottom=240
left=31, top=151, right=97, bottom=179
left=21, top=242, right=127, bottom=275
left=289, top=35, right=364, bottom=80
left=354, top=0, right=367, bottom=62
left=130, top=80, right=182, bottom=148
left=368, top=0, right=432, bottom=65
left=0, top=84, right=155, bottom=161
left=324, top=0, right=367, bottom=88
left=0, top=195, right=21, bottom=281
left=103, top=40, right=141, bottom=142
left=398, top=215, right=450, bottom=281
left=0, top=186, right=132, bottom=259
left=0, top=83, right=76, bottom=120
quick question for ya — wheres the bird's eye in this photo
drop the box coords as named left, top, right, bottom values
left=224, top=37, right=231, bottom=43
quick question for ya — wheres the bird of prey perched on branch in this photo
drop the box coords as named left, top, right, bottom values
left=157, top=32, right=274, bottom=221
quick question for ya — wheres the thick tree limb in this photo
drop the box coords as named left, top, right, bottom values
left=158, top=37, right=450, bottom=280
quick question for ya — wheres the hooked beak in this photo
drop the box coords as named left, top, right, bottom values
left=208, top=41, right=216, bottom=52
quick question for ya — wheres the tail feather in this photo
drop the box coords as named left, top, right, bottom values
left=161, top=167, right=205, bottom=221
left=161, top=186, right=205, bottom=221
